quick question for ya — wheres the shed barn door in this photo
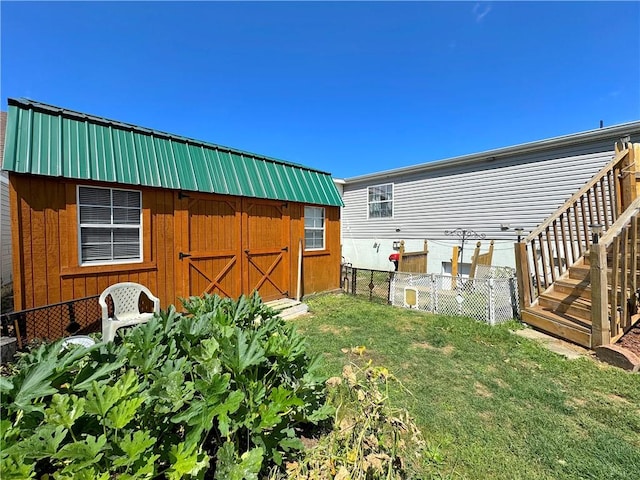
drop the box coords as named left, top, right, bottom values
left=180, top=194, right=242, bottom=299
left=242, top=199, right=290, bottom=302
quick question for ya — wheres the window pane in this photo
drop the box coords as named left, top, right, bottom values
left=79, top=187, right=111, bottom=206
left=304, top=207, right=324, bottom=225
left=81, top=227, right=112, bottom=244
left=305, top=216, right=324, bottom=228
left=113, top=228, right=139, bottom=243
left=304, top=206, right=325, bottom=250
left=80, top=206, right=111, bottom=224
left=113, top=207, right=141, bottom=225
left=305, top=230, right=324, bottom=249
left=78, top=186, right=142, bottom=264
left=369, top=201, right=392, bottom=218
left=113, top=242, right=141, bottom=259
left=113, top=190, right=141, bottom=208
left=81, top=244, right=112, bottom=262
left=368, top=184, right=393, bottom=218
left=368, top=185, right=392, bottom=202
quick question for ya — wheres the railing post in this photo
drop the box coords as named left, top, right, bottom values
left=514, top=242, right=531, bottom=309
left=590, top=242, right=611, bottom=347
left=619, top=143, right=637, bottom=213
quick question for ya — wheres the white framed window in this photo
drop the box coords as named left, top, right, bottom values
left=368, top=183, right=393, bottom=218
left=304, top=206, right=325, bottom=250
left=77, top=186, right=142, bottom=265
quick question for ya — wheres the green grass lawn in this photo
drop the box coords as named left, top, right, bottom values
left=293, top=294, right=640, bottom=480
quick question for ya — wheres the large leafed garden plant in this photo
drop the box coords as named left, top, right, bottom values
left=0, top=293, right=333, bottom=479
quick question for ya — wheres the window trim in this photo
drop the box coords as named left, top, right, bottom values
left=76, top=185, right=143, bottom=266
left=367, top=183, right=394, bottom=219
left=304, top=206, right=326, bottom=251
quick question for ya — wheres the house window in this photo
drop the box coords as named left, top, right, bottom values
left=368, top=183, right=393, bottom=218
left=304, top=206, right=325, bottom=250
left=77, top=186, right=142, bottom=264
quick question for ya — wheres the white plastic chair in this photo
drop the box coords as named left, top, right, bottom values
left=99, top=282, right=160, bottom=342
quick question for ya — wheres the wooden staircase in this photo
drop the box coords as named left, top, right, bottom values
left=516, top=142, right=640, bottom=349
left=522, top=245, right=640, bottom=348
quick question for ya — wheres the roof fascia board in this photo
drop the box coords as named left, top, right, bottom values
left=345, top=121, right=640, bottom=184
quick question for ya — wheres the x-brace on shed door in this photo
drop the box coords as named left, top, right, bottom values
left=241, top=198, right=291, bottom=302
left=178, top=193, right=290, bottom=303
left=178, top=192, right=243, bottom=300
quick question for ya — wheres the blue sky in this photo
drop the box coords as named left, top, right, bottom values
left=2, top=1, right=639, bottom=178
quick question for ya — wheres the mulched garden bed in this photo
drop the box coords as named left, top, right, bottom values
left=616, top=323, right=640, bottom=359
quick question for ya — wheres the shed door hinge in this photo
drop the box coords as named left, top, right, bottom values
left=179, top=252, right=192, bottom=260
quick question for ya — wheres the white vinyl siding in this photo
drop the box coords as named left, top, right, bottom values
left=304, top=206, right=325, bottom=250
left=368, top=183, right=393, bottom=218
left=0, top=174, right=11, bottom=285
left=77, top=186, right=142, bottom=265
left=341, top=133, right=640, bottom=242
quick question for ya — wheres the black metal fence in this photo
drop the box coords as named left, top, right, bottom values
left=0, top=296, right=101, bottom=348
left=341, top=264, right=393, bottom=305
left=0, top=292, right=159, bottom=349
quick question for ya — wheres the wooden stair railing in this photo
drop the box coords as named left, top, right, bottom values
left=515, top=142, right=637, bottom=313
left=591, top=196, right=640, bottom=346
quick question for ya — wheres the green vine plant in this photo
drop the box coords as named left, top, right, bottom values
left=0, top=292, right=333, bottom=479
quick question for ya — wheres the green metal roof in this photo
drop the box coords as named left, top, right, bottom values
left=2, top=98, right=343, bottom=207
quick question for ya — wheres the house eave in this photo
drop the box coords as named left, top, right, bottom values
left=344, top=121, right=640, bottom=184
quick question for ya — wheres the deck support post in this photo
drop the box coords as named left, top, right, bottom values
left=590, top=243, right=611, bottom=347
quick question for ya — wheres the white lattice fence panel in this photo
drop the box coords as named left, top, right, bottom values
left=390, top=269, right=519, bottom=325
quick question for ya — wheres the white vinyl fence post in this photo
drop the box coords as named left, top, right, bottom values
left=456, top=280, right=463, bottom=316
left=488, top=278, right=496, bottom=326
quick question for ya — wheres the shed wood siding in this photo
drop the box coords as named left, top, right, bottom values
left=342, top=135, right=640, bottom=242
left=291, top=203, right=341, bottom=296
left=10, top=174, right=341, bottom=311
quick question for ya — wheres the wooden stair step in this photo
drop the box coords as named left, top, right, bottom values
left=521, top=306, right=592, bottom=348
left=553, top=277, right=634, bottom=302
left=538, top=289, right=592, bottom=322
left=553, top=277, right=590, bottom=297
left=568, top=264, right=619, bottom=281
left=569, top=264, right=590, bottom=281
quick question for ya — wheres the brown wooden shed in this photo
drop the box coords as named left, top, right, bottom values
left=2, top=98, right=343, bottom=318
